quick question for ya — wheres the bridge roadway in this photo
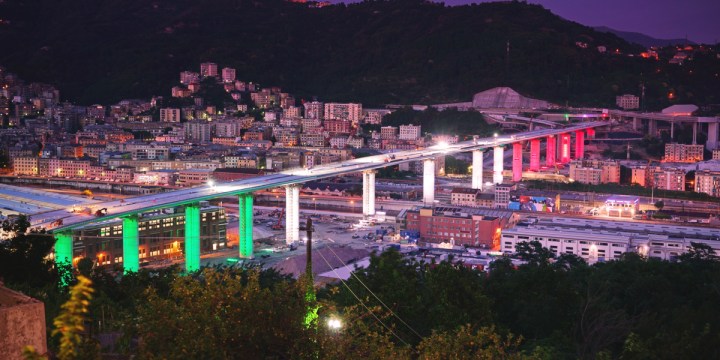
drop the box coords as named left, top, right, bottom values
left=32, top=121, right=605, bottom=233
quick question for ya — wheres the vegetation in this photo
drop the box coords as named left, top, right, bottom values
left=3, top=222, right=720, bottom=359
left=1, top=0, right=718, bottom=109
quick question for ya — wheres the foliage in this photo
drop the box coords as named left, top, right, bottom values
left=416, top=325, right=526, bottom=360
left=654, top=200, right=665, bottom=211
left=52, top=275, right=100, bottom=360
left=135, top=267, right=315, bottom=359
left=445, top=155, right=469, bottom=175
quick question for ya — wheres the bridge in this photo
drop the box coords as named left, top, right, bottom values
left=40, top=121, right=606, bottom=273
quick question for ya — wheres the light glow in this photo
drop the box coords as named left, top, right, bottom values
left=327, top=318, right=343, bottom=330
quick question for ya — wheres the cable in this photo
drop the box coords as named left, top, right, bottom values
left=315, top=248, right=411, bottom=347
left=324, top=245, right=424, bottom=341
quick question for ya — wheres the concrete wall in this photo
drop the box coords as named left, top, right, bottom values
left=0, top=287, right=47, bottom=360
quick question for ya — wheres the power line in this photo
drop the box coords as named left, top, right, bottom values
left=324, top=245, right=424, bottom=341
left=315, top=248, right=411, bottom=347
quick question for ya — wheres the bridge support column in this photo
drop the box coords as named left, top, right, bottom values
left=559, top=133, right=571, bottom=163
left=670, top=122, right=675, bottom=140
left=546, top=135, right=556, bottom=166
left=493, top=146, right=504, bottom=185
left=512, top=143, right=522, bottom=182
left=707, top=123, right=719, bottom=150
left=362, top=171, right=376, bottom=216
left=285, top=184, right=300, bottom=244
left=423, top=159, right=435, bottom=205
left=633, top=117, right=640, bottom=131
left=529, top=139, right=540, bottom=171
left=575, top=130, right=585, bottom=160
left=54, top=231, right=73, bottom=286
left=586, top=128, right=595, bottom=139
left=238, top=194, right=253, bottom=259
left=122, top=215, right=139, bottom=273
left=693, top=123, right=698, bottom=145
left=471, top=150, right=483, bottom=190
left=184, top=203, right=201, bottom=272
left=649, top=120, right=658, bottom=137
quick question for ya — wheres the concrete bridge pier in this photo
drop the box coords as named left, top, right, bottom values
left=122, top=215, right=139, bottom=273
left=693, top=123, right=698, bottom=145
left=575, top=130, right=585, bottom=160
left=529, top=139, right=540, bottom=171
left=512, top=143, right=523, bottom=182
left=707, top=123, right=719, bottom=150
left=559, top=133, right=571, bottom=163
left=493, top=146, right=504, bottom=184
left=238, top=194, right=253, bottom=259
left=423, top=159, right=435, bottom=205
left=546, top=135, right=556, bottom=166
left=184, top=203, right=201, bottom=272
left=471, top=150, right=483, bottom=190
left=285, top=185, right=300, bottom=244
left=362, top=170, right=376, bottom=216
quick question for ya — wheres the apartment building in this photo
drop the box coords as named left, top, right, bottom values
left=695, top=170, right=720, bottom=197
left=663, top=143, right=704, bottom=163
left=615, top=94, right=640, bottom=110
left=405, top=207, right=512, bottom=248
left=324, top=103, right=362, bottom=124
left=568, top=159, right=620, bottom=184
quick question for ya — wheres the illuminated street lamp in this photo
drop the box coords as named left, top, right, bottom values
left=327, top=317, right=343, bottom=331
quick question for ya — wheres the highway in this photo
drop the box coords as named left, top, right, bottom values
left=31, top=121, right=606, bottom=232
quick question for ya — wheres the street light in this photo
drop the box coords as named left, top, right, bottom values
left=327, top=317, right=343, bottom=330
left=312, top=197, right=317, bottom=211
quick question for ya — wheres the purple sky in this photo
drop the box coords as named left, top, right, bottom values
left=336, top=1, right=720, bottom=44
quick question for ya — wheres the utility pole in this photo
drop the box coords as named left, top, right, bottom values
left=303, top=217, right=318, bottom=328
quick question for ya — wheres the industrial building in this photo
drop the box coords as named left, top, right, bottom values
left=501, top=217, right=720, bottom=263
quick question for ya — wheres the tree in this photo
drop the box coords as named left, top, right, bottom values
left=514, top=241, right=555, bottom=266
left=417, top=325, right=526, bottom=360
left=654, top=200, right=665, bottom=211
left=677, top=242, right=718, bottom=262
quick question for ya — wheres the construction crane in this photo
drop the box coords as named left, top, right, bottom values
left=272, top=208, right=285, bottom=230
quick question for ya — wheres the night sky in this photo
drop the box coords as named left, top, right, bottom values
left=337, top=0, right=720, bottom=44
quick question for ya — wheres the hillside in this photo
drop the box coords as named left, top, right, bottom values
left=0, top=0, right=718, bottom=109
left=593, top=26, right=695, bottom=48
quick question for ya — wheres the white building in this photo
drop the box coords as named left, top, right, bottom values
left=398, top=124, right=421, bottom=140
left=184, top=121, right=214, bottom=143
left=501, top=217, right=720, bottom=263
left=616, top=94, right=640, bottom=110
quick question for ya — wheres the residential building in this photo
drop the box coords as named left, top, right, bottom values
left=324, top=119, right=352, bottom=135
left=363, top=109, right=392, bottom=125
left=494, top=184, right=514, bottom=208
left=324, top=103, right=362, bottom=124
left=180, top=71, right=200, bottom=85
left=304, top=101, right=324, bottom=120
left=663, top=143, right=704, bottom=162
left=398, top=124, right=422, bottom=140
left=184, top=121, right=214, bottom=143
left=178, top=169, right=213, bottom=186
left=451, top=188, right=479, bottom=207
left=380, top=126, right=398, bottom=140
left=616, top=94, right=640, bottom=110
left=568, top=159, right=620, bottom=184
left=212, top=168, right=270, bottom=182
left=12, top=157, right=39, bottom=176
left=300, top=133, right=326, bottom=147
left=200, top=62, right=218, bottom=78
left=695, top=170, right=720, bottom=197
left=160, top=108, right=181, bottom=123
left=631, top=166, right=648, bottom=186
left=648, top=166, right=686, bottom=191
left=221, top=67, right=236, bottom=83
left=713, top=149, right=720, bottom=160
